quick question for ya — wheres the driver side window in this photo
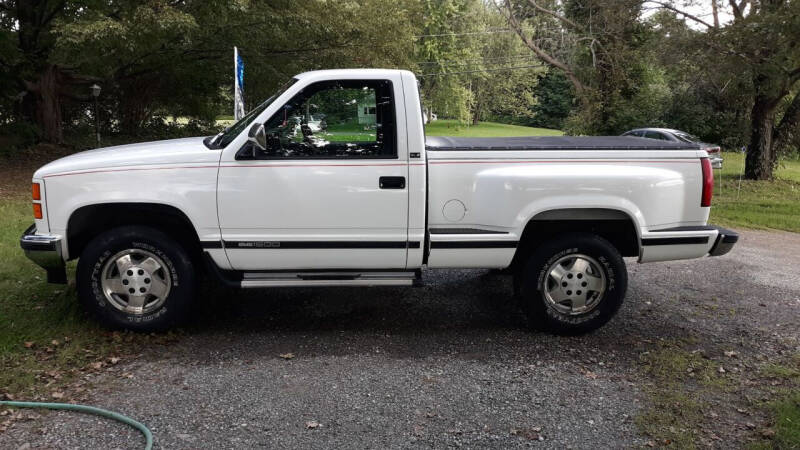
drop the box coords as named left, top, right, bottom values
left=239, top=79, right=396, bottom=159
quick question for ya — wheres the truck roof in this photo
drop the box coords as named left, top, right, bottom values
left=294, top=68, right=411, bottom=81
left=426, top=136, right=702, bottom=151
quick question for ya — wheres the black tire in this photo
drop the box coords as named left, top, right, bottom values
left=76, top=225, right=196, bottom=331
left=515, top=233, right=627, bottom=335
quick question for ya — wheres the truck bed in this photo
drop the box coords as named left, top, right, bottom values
left=425, top=136, right=701, bottom=151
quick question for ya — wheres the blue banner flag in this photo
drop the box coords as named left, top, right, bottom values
left=234, top=47, right=245, bottom=120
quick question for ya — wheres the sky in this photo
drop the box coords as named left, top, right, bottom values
left=642, top=1, right=735, bottom=29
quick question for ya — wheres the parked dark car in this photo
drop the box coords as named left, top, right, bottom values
left=623, top=128, right=722, bottom=169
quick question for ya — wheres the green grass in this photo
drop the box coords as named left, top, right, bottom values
left=635, top=340, right=735, bottom=447
left=766, top=392, right=800, bottom=448
left=710, top=152, right=800, bottom=232
left=750, top=356, right=800, bottom=449
left=0, top=195, right=167, bottom=400
left=424, top=119, right=563, bottom=137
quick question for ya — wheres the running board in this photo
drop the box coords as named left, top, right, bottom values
left=202, top=253, right=421, bottom=288
left=240, top=271, right=417, bottom=288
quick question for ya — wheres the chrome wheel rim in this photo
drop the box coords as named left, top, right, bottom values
left=542, top=253, right=606, bottom=315
left=101, top=249, right=171, bottom=315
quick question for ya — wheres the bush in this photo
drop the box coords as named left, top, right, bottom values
left=0, top=121, right=41, bottom=155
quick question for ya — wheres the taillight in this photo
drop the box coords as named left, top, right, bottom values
left=706, top=146, right=721, bottom=154
left=33, top=203, right=43, bottom=219
left=701, top=157, right=713, bottom=207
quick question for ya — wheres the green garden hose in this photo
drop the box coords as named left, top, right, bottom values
left=0, top=401, right=153, bottom=450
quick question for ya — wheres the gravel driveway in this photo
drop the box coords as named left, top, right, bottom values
left=3, top=229, right=799, bottom=449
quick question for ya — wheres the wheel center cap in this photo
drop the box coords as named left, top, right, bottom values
left=121, top=267, right=152, bottom=295
left=560, top=271, right=586, bottom=296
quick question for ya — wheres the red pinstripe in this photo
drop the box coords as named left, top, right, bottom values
left=42, top=159, right=696, bottom=178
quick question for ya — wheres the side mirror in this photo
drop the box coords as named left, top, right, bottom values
left=248, top=123, right=267, bottom=151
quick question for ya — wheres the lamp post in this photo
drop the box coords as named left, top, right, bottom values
left=90, top=84, right=101, bottom=147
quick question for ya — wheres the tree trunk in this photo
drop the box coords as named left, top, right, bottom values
left=27, top=65, right=64, bottom=144
left=472, top=100, right=481, bottom=125
left=744, top=97, right=777, bottom=180
left=773, top=90, right=800, bottom=155
left=119, top=77, right=158, bottom=135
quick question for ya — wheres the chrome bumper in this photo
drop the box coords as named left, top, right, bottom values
left=708, top=225, right=738, bottom=257
left=20, top=224, right=67, bottom=284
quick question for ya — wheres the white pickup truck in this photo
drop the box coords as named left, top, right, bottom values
left=21, top=69, right=737, bottom=334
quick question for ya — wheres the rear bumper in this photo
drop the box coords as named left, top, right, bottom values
left=639, top=224, right=738, bottom=262
left=708, top=225, right=738, bottom=257
left=20, top=224, right=67, bottom=284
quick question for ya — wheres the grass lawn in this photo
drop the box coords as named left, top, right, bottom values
left=425, top=119, right=563, bottom=137
left=709, top=152, right=800, bottom=233
left=0, top=194, right=111, bottom=399
left=0, top=168, right=171, bottom=402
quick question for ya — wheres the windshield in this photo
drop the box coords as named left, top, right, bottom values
left=673, top=131, right=701, bottom=143
left=206, top=78, right=297, bottom=149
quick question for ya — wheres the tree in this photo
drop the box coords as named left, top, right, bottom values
left=414, top=0, right=482, bottom=123
left=0, top=0, right=94, bottom=143
left=647, top=0, right=800, bottom=180
left=497, top=0, right=656, bottom=135
left=467, top=1, right=542, bottom=125
left=527, top=70, right=573, bottom=129
left=1, top=0, right=420, bottom=142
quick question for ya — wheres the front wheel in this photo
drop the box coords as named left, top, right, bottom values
left=515, top=233, right=628, bottom=335
left=76, top=226, right=196, bottom=331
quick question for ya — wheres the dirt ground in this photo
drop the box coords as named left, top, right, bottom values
left=1, top=228, right=798, bottom=449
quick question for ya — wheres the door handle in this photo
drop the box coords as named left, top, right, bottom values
left=379, top=176, right=406, bottom=189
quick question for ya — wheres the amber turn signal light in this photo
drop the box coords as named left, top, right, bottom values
left=32, top=183, right=41, bottom=200
left=33, top=203, right=43, bottom=219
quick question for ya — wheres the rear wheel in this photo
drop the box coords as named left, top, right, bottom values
left=515, top=233, right=627, bottom=334
left=77, top=226, right=196, bottom=331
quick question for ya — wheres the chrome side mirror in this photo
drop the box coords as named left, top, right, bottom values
left=248, top=123, right=267, bottom=151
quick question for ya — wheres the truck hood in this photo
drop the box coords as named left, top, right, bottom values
left=33, top=136, right=215, bottom=178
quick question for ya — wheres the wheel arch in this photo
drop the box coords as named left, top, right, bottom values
left=510, top=208, right=640, bottom=271
left=66, top=202, right=203, bottom=262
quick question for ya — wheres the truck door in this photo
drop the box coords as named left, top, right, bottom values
left=216, top=76, right=412, bottom=270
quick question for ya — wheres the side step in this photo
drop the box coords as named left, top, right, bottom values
left=241, top=271, right=417, bottom=288
left=203, top=254, right=421, bottom=288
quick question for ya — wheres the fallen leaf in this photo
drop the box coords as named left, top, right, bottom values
left=50, top=340, right=60, bottom=347
left=724, top=351, right=738, bottom=358
left=510, top=428, right=540, bottom=440
left=90, top=362, right=104, bottom=370
left=718, top=366, right=726, bottom=374
left=761, top=428, right=776, bottom=438
left=305, top=420, right=320, bottom=429
left=109, top=357, right=121, bottom=365
left=50, top=392, right=64, bottom=400
left=23, top=342, right=34, bottom=349
left=279, top=353, right=295, bottom=360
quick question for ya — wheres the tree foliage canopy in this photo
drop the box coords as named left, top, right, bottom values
left=0, top=0, right=798, bottom=181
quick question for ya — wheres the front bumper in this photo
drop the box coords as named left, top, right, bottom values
left=708, top=225, right=738, bottom=257
left=20, top=224, right=67, bottom=284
